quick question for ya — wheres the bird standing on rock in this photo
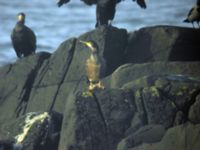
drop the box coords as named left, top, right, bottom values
left=11, top=12, right=36, bottom=58
left=183, top=0, right=200, bottom=28
left=57, top=0, right=147, bottom=27
left=79, top=40, right=105, bottom=92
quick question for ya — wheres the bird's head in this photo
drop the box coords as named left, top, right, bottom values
left=17, top=12, right=25, bottom=24
left=79, top=40, right=99, bottom=53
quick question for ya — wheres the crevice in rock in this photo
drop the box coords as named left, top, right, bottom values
left=5, top=64, right=13, bottom=75
left=158, top=88, right=180, bottom=110
left=35, top=59, right=51, bottom=86
left=15, top=56, right=50, bottom=118
left=157, top=88, right=181, bottom=127
left=140, top=88, right=148, bottom=125
left=92, top=92, right=109, bottom=131
left=158, top=88, right=200, bottom=124
left=182, top=90, right=200, bottom=120
left=0, top=64, right=13, bottom=78
left=48, top=39, right=77, bottom=112
left=80, top=99, right=96, bottom=150
left=158, top=89, right=180, bottom=128
left=92, top=92, right=111, bottom=149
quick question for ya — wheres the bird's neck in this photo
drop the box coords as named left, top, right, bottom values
left=17, top=20, right=25, bottom=25
left=15, top=21, right=25, bottom=32
left=90, top=53, right=98, bottom=61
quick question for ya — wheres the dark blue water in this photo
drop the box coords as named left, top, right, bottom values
left=0, top=0, right=196, bottom=66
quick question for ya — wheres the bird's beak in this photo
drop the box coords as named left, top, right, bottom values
left=79, top=40, right=92, bottom=48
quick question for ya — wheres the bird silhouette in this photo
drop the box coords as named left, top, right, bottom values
left=57, top=0, right=147, bottom=27
left=11, top=13, right=36, bottom=58
left=183, top=0, right=200, bottom=28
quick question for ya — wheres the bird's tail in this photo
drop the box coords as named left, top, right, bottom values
left=183, top=18, right=190, bottom=23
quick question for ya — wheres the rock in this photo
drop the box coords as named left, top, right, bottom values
left=0, top=25, right=200, bottom=150
left=58, top=89, right=136, bottom=150
left=21, top=111, right=62, bottom=150
left=173, top=111, right=185, bottom=126
left=0, top=111, right=62, bottom=150
left=58, top=92, right=110, bottom=150
left=125, top=113, right=145, bottom=137
left=0, top=140, right=15, bottom=150
left=26, top=26, right=127, bottom=114
left=123, top=75, right=200, bottom=128
left=141, top=85, right=177, bottom=128
left=129, top=123, right=200, bottom=150
left=108, top=62, right=200, bottom=88
left=117, top=124, right=165, bottom=150
left=0, top=52, right=50, bottom=126
left=125, top=26, right=200, bottom=63
left=189, top=94, right=200, bottom=124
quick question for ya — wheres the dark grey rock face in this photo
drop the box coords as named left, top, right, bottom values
left=0, top=25, right=200, bottom=150
left=129, top=123, right=200, bottom=150
left=59, top=89, right=135, bottom=150
left=125, top=26, right=200, bottom=63
left=0, top=52, right=50, bottom=125
left=189, top=94, right=200, bottom=124
left=117, top=124, right=166, bottom=150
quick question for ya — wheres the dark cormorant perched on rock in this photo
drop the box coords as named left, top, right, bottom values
left=11, top=12, right=36, bottom=58
left=183, top=0, right=200, bottom=28
left=57, top=0, right=146, bottom=27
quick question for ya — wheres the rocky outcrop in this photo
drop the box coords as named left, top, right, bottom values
left=128, top=123, right=200, bottom=150
left=125, top=26, right=200, bottom=63
left=0, top=25, right=200, bottom=150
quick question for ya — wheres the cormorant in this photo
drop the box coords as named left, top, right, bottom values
left=79, top=40, right=105, bottom=91
left=11, top=12, right=36, bottom=58
left=57, top=0, right=147, bottom=27
left=183, top=0, right=200, bottom=28
left=95, top=0, right=146, bottom=27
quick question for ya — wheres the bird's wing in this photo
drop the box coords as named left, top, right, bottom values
left=133, top=0, right=147, bottom=9
left=188, top=7, right=195, bottom=17
left=11, top=28, right=22, bottom=58
left=81, top=0, right=97, bottom=5
left=57, top=0, right=70, bottom=7
left=25, top=26, right=37, bottom=52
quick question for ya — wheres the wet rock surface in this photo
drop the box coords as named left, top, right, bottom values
left=0, top=25, right=200, bottom=150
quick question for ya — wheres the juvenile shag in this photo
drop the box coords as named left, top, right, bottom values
left=11, top=12, right=36, bottom=58
left=183, top=1, right=200, bottom=28
left=57, top=0, right=147, bottom=27
left=79, top=40, right=105, bottom=91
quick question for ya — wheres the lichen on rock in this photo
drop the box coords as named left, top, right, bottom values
left=15, top=112, right=50, bottom=144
